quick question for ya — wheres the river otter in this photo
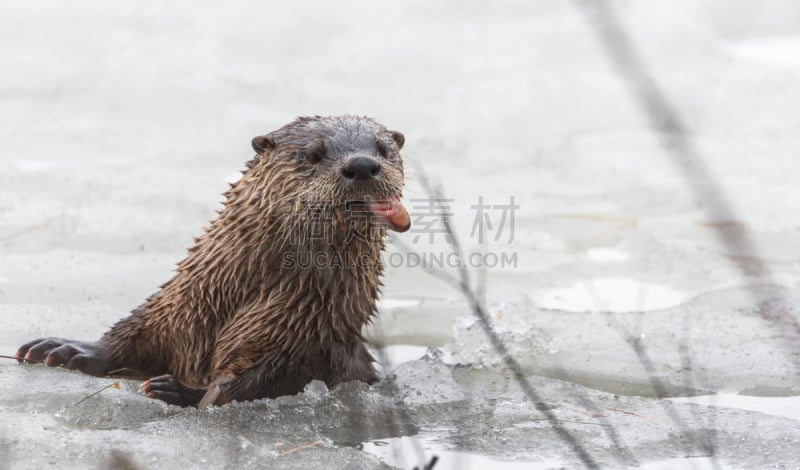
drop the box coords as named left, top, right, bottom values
left=16, top=115, right=411, bottom=408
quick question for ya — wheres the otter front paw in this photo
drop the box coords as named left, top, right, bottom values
left=16, top=338, right=109, bottom=376
left=141, top=374, right=206, bottom=407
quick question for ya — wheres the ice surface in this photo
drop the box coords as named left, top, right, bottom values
left=449, top=286, right=800, bottom=397
left=2, top=0, right=800, bottom=468
left=361, top=437, right=565, bottom=470
left=670, top=394, right=800, bottom=422
left=3, top=354, right=800, bottom=469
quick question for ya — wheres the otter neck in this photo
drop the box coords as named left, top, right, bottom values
left=176, top=160, right=388, bottom=342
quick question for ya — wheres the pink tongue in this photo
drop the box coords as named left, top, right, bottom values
left=368, top=197, right=411, bottom=232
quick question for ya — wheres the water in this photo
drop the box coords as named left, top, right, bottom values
left=535, top=277, right=689, bottom=312
left=361, top=437, right=561, bottom=469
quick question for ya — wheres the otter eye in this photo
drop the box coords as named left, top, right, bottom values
left=305, top=143, right=326, bottom=164
left=376, top=139, right=391, bottom=160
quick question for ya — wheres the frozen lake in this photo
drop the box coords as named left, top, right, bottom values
left=2, top=0, right=800, bottom=468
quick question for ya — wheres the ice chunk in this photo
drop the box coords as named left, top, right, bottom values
left=449, top=286, right=800, bottom=397
left=3, top=352, right=800, bottom=468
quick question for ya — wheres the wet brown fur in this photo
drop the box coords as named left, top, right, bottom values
left=20, top=115, right=406, bottom=404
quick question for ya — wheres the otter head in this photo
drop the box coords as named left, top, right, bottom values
left=251, top=115, right=411, bottom=238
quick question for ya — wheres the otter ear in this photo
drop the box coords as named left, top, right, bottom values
left=252, top=134, right=276, bottom=154
left=390, top=131, right=405, bottom=150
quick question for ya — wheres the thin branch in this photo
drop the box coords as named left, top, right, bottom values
left=73, top=381, right=121, bottom=407
left=280, top=440, right=327, bottom=456
left=404, top=167, right=599, bottom=469
left=606, top=407, right=673, bottom=431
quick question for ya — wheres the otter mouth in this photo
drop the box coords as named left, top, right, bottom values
left=347, top=196, right=411, bottom=233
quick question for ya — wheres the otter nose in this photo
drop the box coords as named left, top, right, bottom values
left=341, top=156, right=382, bottom=181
